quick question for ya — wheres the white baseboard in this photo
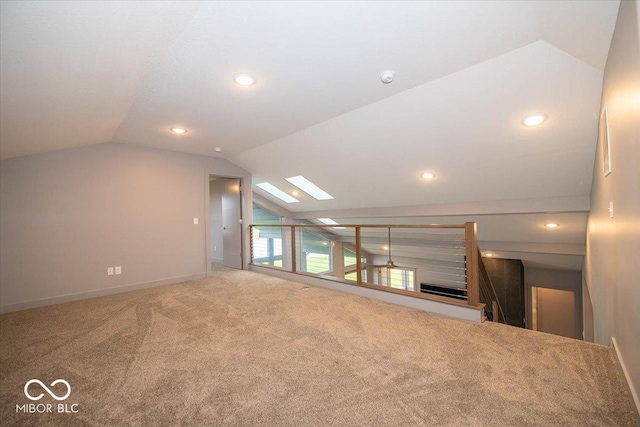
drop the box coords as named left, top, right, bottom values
left=611, top=337, right=640, bottom=419
left=0, top=273, right=207, bottom=314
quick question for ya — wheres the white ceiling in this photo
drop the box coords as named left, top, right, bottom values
left=0, top=1, right=621, bottom=270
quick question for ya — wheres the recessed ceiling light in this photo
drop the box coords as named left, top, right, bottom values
left=485, top=253, right=494, bottom=257
left=383, top=245, right=389, bottom=250
left=286, top=176, right=334, bottom=200
left=545, top=223, right=560, bottom=229
left=291, top=191, right=299, bottom=196
left=214, top=147, right=222, bottom=153
left=170, top=127, right=187, bottom=134
left=317, top=218, right=345, bottom=230
left=421, top=172, right=435, bottom=180
left=522, top=114, right=547, bottom=126
left=256, top=182, right=299, bottom=203
left=233, top=74, right=256, bottom=86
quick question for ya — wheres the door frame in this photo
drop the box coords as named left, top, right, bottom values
left=205, top=173, right=250, bottom=276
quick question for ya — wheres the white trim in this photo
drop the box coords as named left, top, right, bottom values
left=0, top=273, right=206, bottom=314
left=611, top=337, right=640, bottom=418
left=249, top=264, right=484, bottom=323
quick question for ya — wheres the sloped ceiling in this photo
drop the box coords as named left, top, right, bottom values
left=0, top=1, right=621, bottom=270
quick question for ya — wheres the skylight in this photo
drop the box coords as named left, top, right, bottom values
left=285, top=176, right=334, bottom=200
left=256, top=182, right=299, bottom=203
left=317, top=218, right=346, bottom=230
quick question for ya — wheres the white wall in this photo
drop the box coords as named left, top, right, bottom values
left=0, top=142, right=251, bottom=312
left=583, top=0, right=640, bottom=409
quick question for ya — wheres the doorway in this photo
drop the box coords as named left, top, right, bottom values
left=208, top=176, right=243, bottom=272
left=531, top=286, right=577, bottom=339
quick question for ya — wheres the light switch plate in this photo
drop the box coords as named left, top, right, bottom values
left=194, top=218, right=199, bottom=225
left=107, top=267, right=114, bottom=276
left=115, top=266, right=122, bottom=275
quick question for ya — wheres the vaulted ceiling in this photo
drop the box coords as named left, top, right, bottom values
left=0, top=1, right=621, bottom=270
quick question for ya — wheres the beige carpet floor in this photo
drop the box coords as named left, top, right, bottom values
left=0, top=267, right=637, bottom=426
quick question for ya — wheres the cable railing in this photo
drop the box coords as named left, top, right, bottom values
left=250, top=222, right=508, bottom=314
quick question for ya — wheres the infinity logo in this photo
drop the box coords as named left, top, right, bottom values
left=24, top=379, right=71, bottom=401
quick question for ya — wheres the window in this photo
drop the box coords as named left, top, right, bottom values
left=344, top=270, right=367, bottom=282
left=299, top=229, right=332, bottom=274
left=344, top=247, right=357, bottom=267
left=372, top=267, right=416, bottom=291
left=343, top=247, right=366, bottom=282
left=252, top=203, right=283, bottom=267
left=253, top=203, right=281, bottom=225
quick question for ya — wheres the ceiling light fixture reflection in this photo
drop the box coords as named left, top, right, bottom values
left=286, top=176, right=334, bottom=200
left=485, top=253, right=494, bottom=257
left=256, top=182, right=299, bottom=203
left=170, top=127, right=187, bottom=134
left=317, top=218, right=345, bottom=230
left=233, top=74, right=256, bottom=86
left=421, top=172, right=435, bottom=180
left=522, top=114, right=547, bottom=126
left=544, top=223, right=560, bottom=229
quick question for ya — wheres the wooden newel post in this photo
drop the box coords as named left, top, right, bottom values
left=465, top=222, right=480, bottom=306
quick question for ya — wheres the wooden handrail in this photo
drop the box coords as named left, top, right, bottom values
left=251, top=223, right=466, bottom=229
left=477, top=250, right=506, bottom=324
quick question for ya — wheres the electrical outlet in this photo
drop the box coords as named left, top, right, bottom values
left=115, top=266, right=122, bottom=275
left=107, top=267, right=114, bottom=276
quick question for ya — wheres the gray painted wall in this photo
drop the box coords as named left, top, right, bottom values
left=0, top=142, right=251, bottom=312
left=485, top=258, right=525, bottom=328
left=583, top=0, right=640, bottom=407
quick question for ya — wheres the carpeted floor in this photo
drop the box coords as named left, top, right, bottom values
left=0, top=267, right=637, bottom=426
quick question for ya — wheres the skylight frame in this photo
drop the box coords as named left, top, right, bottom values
left=317, top=217, right=346, bottom=230
left=285, top=176, right=334, bottom=200
left=256, top=182, right=299, bottom=203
